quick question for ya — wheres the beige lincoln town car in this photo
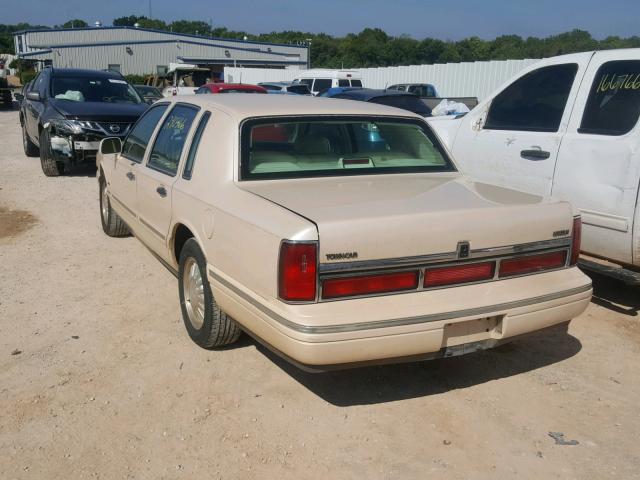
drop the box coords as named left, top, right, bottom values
left=97, top=94, right=592, bottom=370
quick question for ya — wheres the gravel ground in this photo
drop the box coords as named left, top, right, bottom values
left=1, top=108, right=639, bottom=480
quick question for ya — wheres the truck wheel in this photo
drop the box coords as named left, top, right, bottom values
left=99, top=177, right=130, bottom=237
left=22, top=122, right=39, bottom=157
left=178, top=239, right=241, bottom=349
left=39, top=129, right=65, bottom=177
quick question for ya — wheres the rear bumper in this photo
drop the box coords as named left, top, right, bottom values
left=209, top=267, right=592, bottom=368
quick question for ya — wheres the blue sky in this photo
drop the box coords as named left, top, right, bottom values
left=6, top=0, right=640, bottom=40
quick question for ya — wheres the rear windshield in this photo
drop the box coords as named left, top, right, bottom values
left=241, top=116, right=453, bottom=180
left=52, top=76, right=142, bottom=104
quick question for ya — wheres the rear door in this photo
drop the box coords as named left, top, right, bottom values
left=451, top=54, right=591, bottom=195
left=552, top=51, right=640, bottom=265
left=135, top=103, right=200, bottom=254
left=111, top=103, right=169, bottom=227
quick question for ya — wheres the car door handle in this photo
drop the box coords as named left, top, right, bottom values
left=520, top=149, right=550, bottom=161
left=156, top=186, right=167, bottom=198
left=126, top=171, right=135, bottom=181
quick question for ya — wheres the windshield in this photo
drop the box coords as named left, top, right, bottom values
left=241, top=116, right=453, bottom=180
left=52, top=76, right=143, bottom=104
left=287, top=84, right=311, bottom=95
left=369, top=96, right=432, bottom=116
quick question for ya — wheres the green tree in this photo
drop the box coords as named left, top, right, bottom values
left=170, top=20, right=212, bottom=36
left=58, top=19, right=88, bottom=29
left=113, top=16, right=146, bottom=27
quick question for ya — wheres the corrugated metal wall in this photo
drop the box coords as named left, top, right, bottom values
left=225, top=58, right=539, bottom=100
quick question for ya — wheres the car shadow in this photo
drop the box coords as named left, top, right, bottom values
left=64, top=164, right=97, bottom=178
left=251, top=324, right=581, bottom=406
left=584, top=270, right=640, bottom=317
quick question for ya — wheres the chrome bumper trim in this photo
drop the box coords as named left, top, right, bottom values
left=210, top=270, right=591, bottom=335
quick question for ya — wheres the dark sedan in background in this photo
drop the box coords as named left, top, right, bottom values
left=18, top=67, right=148, bottom=176
left=325, top=88, right=432, bottom=117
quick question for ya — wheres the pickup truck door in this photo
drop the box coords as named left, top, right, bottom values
left=109, top=104, right=169, bottom=228
left=450, top=54, right=592, bottom=196
left=24, top=71, right=46, bottom=141
left=552, top=50, right=640, bottom=266
left=135, top=104, right=199, bottom=258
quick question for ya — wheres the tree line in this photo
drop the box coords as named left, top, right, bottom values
left=2, top=18, right=640, bottom=68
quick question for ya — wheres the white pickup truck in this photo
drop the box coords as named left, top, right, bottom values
left=430, top=49, right=640, bottom=281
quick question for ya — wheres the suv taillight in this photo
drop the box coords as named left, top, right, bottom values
left=278, top=241, right=317, bottom=302
left=570, top=216, right=582, bottom=266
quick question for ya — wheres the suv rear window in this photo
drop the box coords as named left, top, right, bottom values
left=579, top=60, right=640, bottom=136
left=312, top=79, right=332, bottom=92
left=241, top=116, right=453, bottom=180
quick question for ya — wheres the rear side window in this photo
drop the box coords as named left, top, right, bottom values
left=122, top=104, right=168, bottom=163
left=312, top=78, right=332, bottom=93
left=351, top=79, right=362, bottom=87
left=338, top=79, right=350, bottom=87
left=579, top=60, right=640, bottom=136
left=484, top=64, right=578, bottom=132
left=148, top=104, right=199, bottom=176
left=183, top=111, right=210, bottom=179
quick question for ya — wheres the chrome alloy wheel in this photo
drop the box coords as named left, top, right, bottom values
left=182, top=257, right=205, bottom=329
left=100, top=183, right=109, bottom=224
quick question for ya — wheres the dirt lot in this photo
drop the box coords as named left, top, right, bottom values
left=1, top=108, right=639, bottom=480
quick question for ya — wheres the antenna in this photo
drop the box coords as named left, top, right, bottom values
left=149, top=0, right=153, bottom=19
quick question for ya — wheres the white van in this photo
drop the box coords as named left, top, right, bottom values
left=429, top=49, right=640, bottom=280
left=292, top=69, right=363, bottom=95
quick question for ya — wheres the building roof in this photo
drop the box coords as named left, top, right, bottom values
left=14, top=26, right=308, bottom=50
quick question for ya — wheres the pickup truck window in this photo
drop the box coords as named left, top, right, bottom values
left=579, top=60, right=640, bottom=136
left=241, top=116, right=454, bottom=180
left=484, top=63, right=578, bottom=132
left=122, top=104, right=168, bottom=163
left=148, top=104, right=199, bottom=176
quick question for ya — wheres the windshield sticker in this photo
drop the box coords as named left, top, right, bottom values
left=596, top=73, right=640, bottom=93
left=108, top=79, right=128, bottom=84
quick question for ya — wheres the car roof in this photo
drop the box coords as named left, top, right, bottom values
left=158, top=94, right=423, bottom=121
left=49, top=68, right=124, bottom=79
left=203, top=83, right=266, bottom=92
left=330, top=88, right=417, bottom=101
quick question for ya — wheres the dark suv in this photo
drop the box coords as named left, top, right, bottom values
left=19, top=67, right=148, bottom=176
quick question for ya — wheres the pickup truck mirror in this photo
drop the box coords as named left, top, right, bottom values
left=100, top=137, right=122, bottom=155
left=26, top=92, right=41, bottom=102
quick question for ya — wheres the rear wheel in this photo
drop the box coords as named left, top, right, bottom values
left=22, top=122, right=39, bottom=157
left=99, top=177, right=130, bottom=237
left=39, top=129, right=65, bottom=177
left=178, top=239, right=241, bottom=349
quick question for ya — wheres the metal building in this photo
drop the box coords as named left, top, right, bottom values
left=13, top=26, right=309, bottom=76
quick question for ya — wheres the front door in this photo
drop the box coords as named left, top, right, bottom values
left=452, top=56, right=591, bottom=196
left=110, top=103, right=170, bottom=228
left=136, top=104, right=200, bottom=257
left=552, top=51, right=640, bottom=265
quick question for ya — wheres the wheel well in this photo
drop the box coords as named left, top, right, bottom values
left=173, top=224, right=194, bottom=264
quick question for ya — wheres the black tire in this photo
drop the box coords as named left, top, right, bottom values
left=99, top=177, right=130, bottom=237
left=178, top=238, right=241, bottom=349
left=39, top=129, right=65, bottom=177
left=22, top=121, right=39, bottom=157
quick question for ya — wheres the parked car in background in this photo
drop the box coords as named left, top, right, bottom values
left=429, top=48, right=640, bottom=280
left=134, top=85, right=163, bottom=103
left=292, top=69, right=363, bottom=95
left=19, top=67, right=148, bottom=176
left=158, top=63, right=212, bottom=97
left=258, top=82, right=312, bottom=95
left=96, top=94, right=590, bottom=369
left=195, top=83, right=267, bottom=94
left=388, top=83, right=438, bottom=97
left=327, top=88, right=432, bottom=117
left=317, top=87, right=363, bottom=97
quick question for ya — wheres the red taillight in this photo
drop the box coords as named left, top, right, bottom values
left=424, top=262, right=495, bottom=288
left=570, top=217, right=582, bottom=265
left=499, top=251, right=567, bottom=277
left=278, top=242, right=317, bottom=302
left=322, top=271, right=418, bottom=299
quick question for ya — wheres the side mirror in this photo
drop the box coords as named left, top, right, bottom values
left=26, top=92, right=41, bottom=102
left=14, top=93, right=24, bottom=102
left=100, top=137, right=122, bottom=155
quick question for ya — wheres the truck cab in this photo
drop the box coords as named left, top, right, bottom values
left=430, top=49, right=640, bottom=272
